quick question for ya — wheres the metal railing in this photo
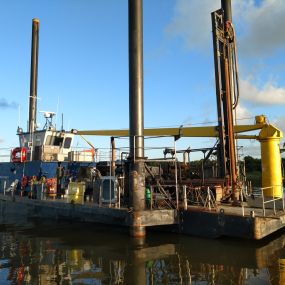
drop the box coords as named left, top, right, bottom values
left=148, top=185, right=176, bottom=210
left=184, top=186, right=216, bottom=209
left=146, top=184, right=217, bottom=211
left=0, top=176, right=9, bottom=195
left=260, top=185, right=285, bottom=216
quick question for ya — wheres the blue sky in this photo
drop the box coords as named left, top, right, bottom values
left=0, top=0, right=285, bottom=159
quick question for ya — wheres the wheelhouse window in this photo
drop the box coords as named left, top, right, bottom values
left=53, top=137, right=64, bottom=146
left=45, top=135, right=64, bottom=146
left=64, top=137, right=72, bottom=148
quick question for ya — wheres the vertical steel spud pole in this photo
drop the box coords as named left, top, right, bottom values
left=129, top=0, right=146, bottom=237
left=28, top=18, right=40, bottom=134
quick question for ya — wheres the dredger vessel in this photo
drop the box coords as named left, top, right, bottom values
left=1, top=0, right=285, bottom=240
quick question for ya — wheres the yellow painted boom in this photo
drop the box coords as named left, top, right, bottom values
left=77, top=124, right=263, bottom=138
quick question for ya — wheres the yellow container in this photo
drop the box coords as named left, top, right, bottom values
left=67, top=182, right=85, bottom=204
left=259, top=125, right=283, bottom=198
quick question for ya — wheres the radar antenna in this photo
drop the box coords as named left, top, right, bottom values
left=40, top=111, right=56, bottom=130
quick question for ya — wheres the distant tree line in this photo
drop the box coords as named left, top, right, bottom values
left=188, top=155, right=285, bottom=173
left=244, top=155, right=285, bottom=173
left=244, top=156, right=261, bottom=172
left=186, top=155, right=284, bottom=187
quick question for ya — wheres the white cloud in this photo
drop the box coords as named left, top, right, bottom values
left=238, top=0, right=285, bottom=56
left=241, top=143, right=261, bottom=158
left=272, top=116, right=285, bottom=132
left=235, top=104, right=254, bottom=124
left=166, top=0, right=285, bottom=131
left=166, top=0, right=219, bottom=51
left=167, top=0, right=285, bottom=56
left=240, top=78, right=285, bottom=105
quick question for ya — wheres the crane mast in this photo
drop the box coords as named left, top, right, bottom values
left=212, top=0, right=240, bottom=199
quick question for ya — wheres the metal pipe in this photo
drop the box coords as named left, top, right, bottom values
left=211, top=11, right=226, bottom=178
left=129, top=0, right=146, bottom=238
left=183, top=185, right=187, bottom=210
left=221, top=0, right=239, bottom=197
left=129, top=0, right=145, bottom=208
left=225, top=58, right=238, bottom=194
left=3, top=181, right=6, bottom=196
left=221, top=0, right=232, bottom=22
left=109, top=156, right=112, bottom=207
left=146, top=158, right=175, bottom=162
left=174, top=138, right=178, bottom=209
left=111, top=137, right=116, bottom=176
left=28, top=18, right=40, bottom=133
left=129, top=0, right=144, bottom=160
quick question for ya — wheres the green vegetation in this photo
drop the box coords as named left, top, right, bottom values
left=246, top=171, right=261, bottom=187
left=244, top=156, right=262, bottom=187
left=243, top=156, right=285, bottom=187
left=244, top=156, right=261, bottom=173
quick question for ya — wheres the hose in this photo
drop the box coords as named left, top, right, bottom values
left=226, top=21, right=240, bottom=110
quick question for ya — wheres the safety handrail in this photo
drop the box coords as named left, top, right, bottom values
left=260, top=185, right=284, bottom=216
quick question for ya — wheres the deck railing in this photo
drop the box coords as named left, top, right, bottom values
left=260, top=185, right=285, bottom=216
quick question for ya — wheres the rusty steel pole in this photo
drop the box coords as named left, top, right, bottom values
left=221, top=0, right=238, bottom=196
left=129, top=0, right=146, bottom=238
left=212, top=0, right=238, bottom=195
left=212, top=0, right=239, bottom=199
left=211, top=11, right=226, bottom=179
left=28, top=18, right=40, bottom=133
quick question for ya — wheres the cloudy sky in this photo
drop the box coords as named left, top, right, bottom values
left=0, top=0, right=284, bottom=159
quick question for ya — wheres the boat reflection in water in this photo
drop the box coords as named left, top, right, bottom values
left=0, top=220, right=284, bottom=284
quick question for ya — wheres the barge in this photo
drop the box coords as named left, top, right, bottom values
left=1, top=0, right=285, bottom=240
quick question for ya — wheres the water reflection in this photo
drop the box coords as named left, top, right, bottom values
left=0, top=220, right=284, bottom=285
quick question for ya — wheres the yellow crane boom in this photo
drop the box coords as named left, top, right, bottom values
left=76, top=124, right=263, bottom=138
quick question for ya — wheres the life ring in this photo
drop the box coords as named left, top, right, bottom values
left=11, top=147, right=27, bottom=163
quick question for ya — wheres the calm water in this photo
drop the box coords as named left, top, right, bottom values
left=0, top=218, right=284, bottom=285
